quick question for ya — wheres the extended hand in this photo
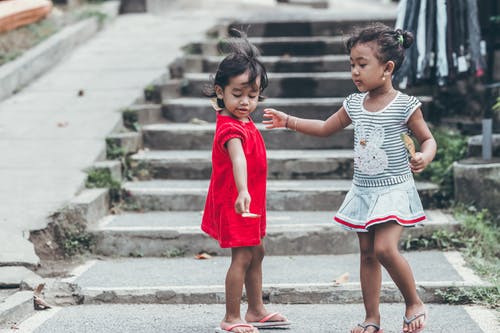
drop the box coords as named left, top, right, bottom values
left=263, top=108, right=288, bottom=129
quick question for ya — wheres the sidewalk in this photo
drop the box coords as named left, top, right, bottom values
left=0, top=0, right=277, bottom=267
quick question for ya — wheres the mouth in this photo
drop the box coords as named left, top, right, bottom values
left=354, top=80, right=362, bottom=86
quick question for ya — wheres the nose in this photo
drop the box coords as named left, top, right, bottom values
left=240, top=96, right=249, bottom=105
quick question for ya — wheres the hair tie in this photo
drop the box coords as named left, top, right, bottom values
left=397, top=34, right=404, bottom=45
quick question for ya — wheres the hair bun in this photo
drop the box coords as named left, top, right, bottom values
left=401, top=30, right=414, bottom=49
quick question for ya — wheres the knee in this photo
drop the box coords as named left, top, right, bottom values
left=374, top=245, right=398, bottom=264
left=253, top=245, right=265, bottom=261
left=232, top=248, right=253, bottom=269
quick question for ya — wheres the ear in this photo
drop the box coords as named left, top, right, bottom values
left=384, top=61, right=396, bottom=75
left=215, top=85, right=223, bottom=99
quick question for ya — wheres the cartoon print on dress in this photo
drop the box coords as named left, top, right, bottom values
left=354, top=123, right=388, bottom=175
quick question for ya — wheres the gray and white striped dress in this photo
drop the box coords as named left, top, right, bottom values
left=333, top=91, right=427, bottom=232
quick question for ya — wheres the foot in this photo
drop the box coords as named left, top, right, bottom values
left=245, top=310, right=288, bottom=324
left=403, top=303, right=426, bottom=333
left=351, top=321, right=382, bottom=333
left=220, top=321, right=258, bottom=333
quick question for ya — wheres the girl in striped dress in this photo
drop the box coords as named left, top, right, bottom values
left=263, top=23, right=436, bottom=333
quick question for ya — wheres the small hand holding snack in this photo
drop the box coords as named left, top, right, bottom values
left=401, top=133, right=426, bottom=174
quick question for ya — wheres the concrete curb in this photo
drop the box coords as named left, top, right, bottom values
left=0, top=1, right=120, bottom=102
left=80, top=281, right=492, bottom=305
left=0, top=291, right=33, bottom=329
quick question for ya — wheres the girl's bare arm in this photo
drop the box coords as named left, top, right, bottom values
left=263, top=107, right=352, bottom=137
left=226, top=138, right=251, bottom=213
left=407, top=108, right=437, bottom=173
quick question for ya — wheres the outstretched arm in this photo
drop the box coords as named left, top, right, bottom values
left=226, top=138, right=251, bottom=214
left=407, top=108, right=437, bottom=173
left=263, top=107, right=352, bottom=137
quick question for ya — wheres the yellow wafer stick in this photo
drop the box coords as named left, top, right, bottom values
left=401, top=133, right=416, bottom=159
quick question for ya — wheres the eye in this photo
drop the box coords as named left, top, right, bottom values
left=350, top=63, right=355, bottom=68
left=249, top=95, right=257, bottom=99
left=232, top=94, right=242, bottom=98
left=360, top=64, right=367, bottom=68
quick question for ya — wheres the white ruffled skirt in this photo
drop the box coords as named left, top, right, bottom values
left=333, top=177, right=426, bottom=232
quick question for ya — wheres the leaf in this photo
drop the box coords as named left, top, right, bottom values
left=194, top=252, right=212, bottom=260
left=333, top=272, right=349, bottom=285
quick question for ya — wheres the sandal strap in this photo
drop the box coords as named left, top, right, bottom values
left=225, top=323, right=254, bottom=331
left=358, top=322, right=380, bottom=332
left=258, top=312, right=280, bottom=323
left=403, top=312, right=426, bottom=324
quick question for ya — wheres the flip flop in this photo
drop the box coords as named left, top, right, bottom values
left=215, top=323, right=257, bottom=333
left=248, top=312, right=291, bottom=328
left=402, top=311, right=426, bottom=333
left=357, top=322, right=383, bottom=332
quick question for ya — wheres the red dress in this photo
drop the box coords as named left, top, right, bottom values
left=201, top=112, right=267, bottom=248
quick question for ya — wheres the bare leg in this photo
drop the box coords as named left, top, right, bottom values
left=373, top=222, right=426, bottom=333
left=244, top=244, right=287, bottom=323
left=222, top=247, right=258, bottom=333
left=351, top=231, right=382, bottom=333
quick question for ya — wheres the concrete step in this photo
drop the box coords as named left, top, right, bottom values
left=162, top=72, right=431, bottom=100
left=90, top=210, right=459, bottom=257
left=0, top=291, right=34, bottom=330
left=121, top=179, right=439, bottom=212
left=181, top=54, right=349, bottom=73
left=68, top=251, right=490, bottom=305
left=179, top=72, right=355, bottom=98
left=129, top=149, right=353, bottom=180
left=185, top=36, right=347, bottom=56
left=24, top=303, right=497, bottom=332
left=226, top=18, right=395, bottom=38
left=142, top=123, right=354, bottom=150
left=161, top=97, right=433, bottom=123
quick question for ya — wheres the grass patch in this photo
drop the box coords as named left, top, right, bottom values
left=86, top=168, right=122, bottom=202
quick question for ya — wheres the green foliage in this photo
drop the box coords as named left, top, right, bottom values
left=493, top=97, right=500, bottom=114
left=162, top=248, right=185, bottom=258
left=415, top=128, right=468, bottom=207
left=122, top=108, right=140, bottom=131
left=435, top=286, right=499, bottom=308
left=63, top=226, right=95, bottom=257
left=85, top=168, right=122, bottom=203
left=106, top=138, right=126, bottom=160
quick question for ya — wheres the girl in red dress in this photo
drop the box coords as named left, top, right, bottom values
left=202, top=30, right=289, bottom=333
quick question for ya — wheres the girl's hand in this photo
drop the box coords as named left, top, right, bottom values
left=235, top=190, right=251, bottom=214
left=263, top=108, right=288, bottom=129
left=410, top=152, right=428, bottom=173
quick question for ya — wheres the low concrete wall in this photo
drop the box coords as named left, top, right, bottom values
left=453, top=158, right=500, bottom=219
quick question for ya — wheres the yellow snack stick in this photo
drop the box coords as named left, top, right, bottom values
left=401, top=133, right=416, bottom=159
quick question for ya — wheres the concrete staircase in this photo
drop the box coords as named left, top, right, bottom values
left=38, top=17, right=494, bottom=333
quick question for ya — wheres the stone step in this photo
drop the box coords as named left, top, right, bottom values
left=24, top=303, right=497, bottom=332
left=185, top=36, right=347, bottom=56
left=142, top=123, right=354, bottom=150
left=226, top=18, right=395, bottom=38
left=121, top=179, right=439, bottom=212
left=90, top=210, right=459, bottom=257
left=161, top=97, right=433, bottom=123
left=69, top=251, right=490, bottom=305
left=180, top=72, right=355, bottom=98
left=181, top=54, right=349, bottom=73
left=162, top=72, right=431, bottom=100
left=129, top=149, right=353, bottom=180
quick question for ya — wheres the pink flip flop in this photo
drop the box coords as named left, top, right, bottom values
left=215, top=323, right=257, bottom=333
left=248, top=312, right=291, bottom=328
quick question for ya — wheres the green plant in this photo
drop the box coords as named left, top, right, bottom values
left=122, top=108, right=139, bottom=131
left=435, top=286, right=499, bottom=308
left=106, top=138, right=126, bottom=159
left=493, top=96, right=500, bottom=114
left=414, top=128, right=468, bottom=207
left=85, top=168, right=122, bottom=202
left=162, top=248, right=185, bottom=258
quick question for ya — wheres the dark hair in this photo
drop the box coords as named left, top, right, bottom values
left=204, top=29, right=269, bottom=109
left=345, top=23, right=414, bottom=73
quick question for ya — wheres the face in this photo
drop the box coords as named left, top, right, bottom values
left=216, top=70, right=260, bottom=121
left=350, top=42, right=388, bottom=92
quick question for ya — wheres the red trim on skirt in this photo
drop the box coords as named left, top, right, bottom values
left=334, top=214, right=426, bottom=230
